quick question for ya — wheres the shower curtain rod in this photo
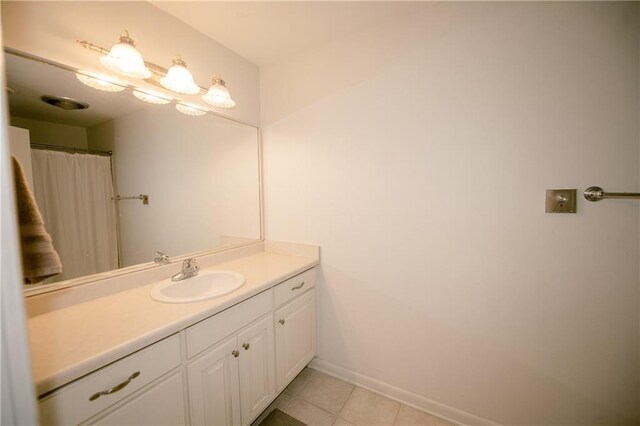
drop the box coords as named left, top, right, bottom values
left=30, top=143, right=112, bottom=156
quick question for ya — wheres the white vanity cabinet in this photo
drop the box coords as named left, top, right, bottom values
left=273, top=269, right=317, bottom=393
left=36, top=267, right=318, bottom=426
left=187, top=335, right=241, bottom=425
left=90, top=371, right=186, bottom=425
left=186, top=290, right=275, bottom=426
left=38, top=334, right=184, bottom=426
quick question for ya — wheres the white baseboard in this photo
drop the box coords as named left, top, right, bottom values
left=309, top=358, right=500, bottom=426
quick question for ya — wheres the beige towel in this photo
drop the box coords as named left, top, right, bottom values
left=12, top=156, right=62, bottom=284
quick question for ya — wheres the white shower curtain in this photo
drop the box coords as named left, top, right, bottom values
left=31, top=149, right=118, bottom=282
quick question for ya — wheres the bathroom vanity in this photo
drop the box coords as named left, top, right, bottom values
left=27, top=242, right=318, bottom=425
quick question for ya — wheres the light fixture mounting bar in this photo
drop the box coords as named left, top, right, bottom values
left=77, top=40, right=109, bottom=56
left=76, top=39, right=210, bottom=92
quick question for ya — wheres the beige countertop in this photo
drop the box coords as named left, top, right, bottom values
left=27, top=244, right=319, bottom=396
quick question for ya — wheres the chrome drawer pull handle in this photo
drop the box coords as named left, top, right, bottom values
left=242, top=343, right=250, bottom=350
left=279, top=319, right=285, bottom=325
left=89, top=371, right=140, bottom=401
left=232, top=350, right=240, bottom=358
left=291, top=282, right=305, bottom=291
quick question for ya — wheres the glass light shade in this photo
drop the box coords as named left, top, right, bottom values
left=202, top=75, right=236, bottom=108
left=76, top=73, right=126, bottom=92
left=160, top=56, right=200, bottom=95
left=176, top=103, right=207, bottom=116
left=100, top=31, right=151, bottom=79
left=133, top=89, right=172, bottom=105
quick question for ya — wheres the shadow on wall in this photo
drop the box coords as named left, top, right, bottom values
left=260, top=4, right=437, bottom=126
left=260, top=2, right=544, bottom=127
left=317, top=263, right=638, bottom=425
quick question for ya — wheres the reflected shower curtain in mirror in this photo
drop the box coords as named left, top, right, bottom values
left=31, top=149, right=118, bottom=282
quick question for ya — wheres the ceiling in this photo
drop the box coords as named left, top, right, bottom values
left=150, top=2, right=427, bottom=67
left=6, top=2, right=427, bottom=127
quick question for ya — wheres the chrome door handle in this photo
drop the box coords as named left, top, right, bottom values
left=242, top=343, right=250, bottom=350
left=89, top=371, right=140, bottom=401
left=278, top=319, right=285, bottom=325
left=232, top=350, right=240, bottom=358
left=291, top=282, right=305, bottom=291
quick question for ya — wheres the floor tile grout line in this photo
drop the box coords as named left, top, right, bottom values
left=391, top=400, right=401, bottom=426
left=290, top=392, right=343, bottom=424
left=310, top=368, right=454, bottom=426
left=282, top=367, right=455, bottom=426
left=295, top=370, right=356, bottom=418
left=290, top=367, right=357, bottom=425
left=290, top=367, right=316, bottom=400
left=335, top=383, right=358, bottom=423
left=282, top=367, right=331, bottom=424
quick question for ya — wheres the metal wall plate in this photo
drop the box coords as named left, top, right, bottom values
left=546, top=189, right=577, bottom=213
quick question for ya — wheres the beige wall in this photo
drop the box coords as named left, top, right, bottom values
left=1, top=1, right=260, bottom=126
left=91, top=108, right=260, bottom=267
left=261, top=2, right=639, bottom=424
left=11, top=116, right=87, bottom=149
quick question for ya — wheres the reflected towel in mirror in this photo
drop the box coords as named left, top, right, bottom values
left=11, top=156, right=62, bottom=283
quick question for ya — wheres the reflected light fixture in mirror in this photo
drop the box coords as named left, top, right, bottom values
left=202, top=75, right=236, bottom=109
left=100, top=30, right=151, bottom=79
left=133, top=89, right=172, bottom=105
left=160, top=55, right=200, bottom=95
left=76, top=73, right=126, bottom=92
left=176, top=102, right=207, bottom=116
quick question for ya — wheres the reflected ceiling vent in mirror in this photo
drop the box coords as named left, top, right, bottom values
left=76, top=73, right=126, bottom=92
left=133, top=89, right=172, bottom=105
left=202, top=75, right=236, bottom=109
left=176, top=103, right=207, bottom=116
left=160, top=55, right=200, bottom=95
left=40, top=95, right=89, bottom=111
left=77, top=31, right=236, bottom=108
left=100, top=30, right=151, bottom=79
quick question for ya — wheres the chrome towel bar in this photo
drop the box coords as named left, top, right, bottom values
left=112, top=194, right=149, bottom=205
left=584, top=186, right=640, bottom=202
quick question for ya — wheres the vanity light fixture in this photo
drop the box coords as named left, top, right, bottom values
left=176, top=103, right=207, bottom=116
left=160, top=55, right=200, bottom=95
left=133, top=89, right=172, bottom=105
left=76, top=73, right=126, bottom=92
left=202, top=75, right=236, bottom=109
left=100, top=31, right=151, bottom=79
left=78, top=31, right=237, bottom=109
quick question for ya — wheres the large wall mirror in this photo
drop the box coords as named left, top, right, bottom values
left=6, top=50, right=262, bottom=294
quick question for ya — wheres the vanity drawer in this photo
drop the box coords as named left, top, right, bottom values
left=38, top=334, right=181, bottom=426
left=186, top=289, right=272, bottom=359
left=273, top=268, right=316, bottom=308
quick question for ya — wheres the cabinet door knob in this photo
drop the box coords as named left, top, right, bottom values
left=242, top=343, right=250, bottom=350
left=291, top=282, right=305, bottom=291
left=278, top=319, right=285, bottom=325
left=232, top=350, right=239, bottom=358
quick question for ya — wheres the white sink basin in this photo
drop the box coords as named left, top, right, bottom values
left=150, top=270, right=246, bottom=303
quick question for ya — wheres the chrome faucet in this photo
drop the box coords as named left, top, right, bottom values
left=171, top=258, right=199, bottom=281
left=154, top=251, right=170, bottom=265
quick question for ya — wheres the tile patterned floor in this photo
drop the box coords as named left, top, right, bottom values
left=255, top=368, right=457, bottom=426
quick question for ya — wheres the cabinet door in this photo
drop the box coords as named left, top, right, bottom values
left=237, top=315, right=275, bottom=426
left=188, top=336, right=241, bottom=426
left=274, top=289, right=316, bottom=393
left=90, top=371, right=186, bottom=425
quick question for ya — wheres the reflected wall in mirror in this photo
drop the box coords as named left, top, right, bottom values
left=6, top=51, right=261, bottom=291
